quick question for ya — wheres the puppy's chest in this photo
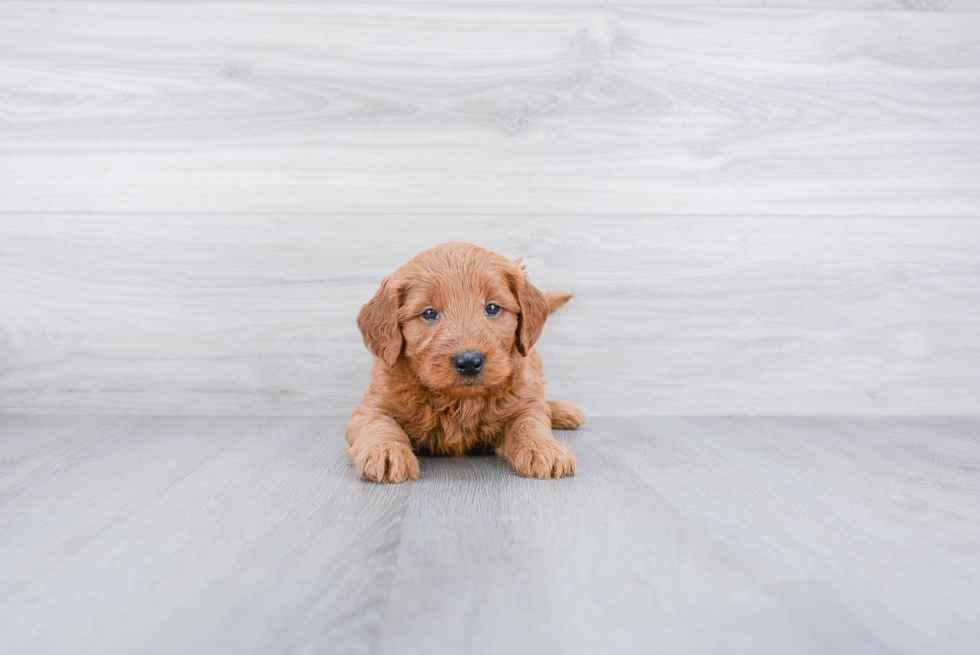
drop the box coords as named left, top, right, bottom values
left=404, top=399, right=508, bottom=456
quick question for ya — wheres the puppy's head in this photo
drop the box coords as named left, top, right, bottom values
left=357, top=242, right=548, bottom=397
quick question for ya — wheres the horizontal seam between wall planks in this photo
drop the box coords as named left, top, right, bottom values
left=2, top=212, right=980, bottom=219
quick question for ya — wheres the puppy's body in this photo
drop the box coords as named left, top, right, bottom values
left=354, top=300, right=575, bottom=457
left=346, top=242, right=585, bottom=483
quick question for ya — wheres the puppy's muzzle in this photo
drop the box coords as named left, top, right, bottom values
left=453, top=351, right=485, bottom=376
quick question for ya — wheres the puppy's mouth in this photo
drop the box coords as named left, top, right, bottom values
left=447, top=375, right=488, bottom=393
left=441, top=370, right=505, bottom=397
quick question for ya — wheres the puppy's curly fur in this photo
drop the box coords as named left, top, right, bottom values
left=346, top=242, right=585, bottom=483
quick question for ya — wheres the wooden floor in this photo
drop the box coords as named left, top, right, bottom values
left=1, top=416, right=978, bottom=654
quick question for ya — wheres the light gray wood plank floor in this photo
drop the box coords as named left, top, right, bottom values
left=1, top=416, right=978, bottom=654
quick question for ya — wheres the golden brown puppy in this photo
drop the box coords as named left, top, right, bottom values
left=346, top=242, right=585, bottom=483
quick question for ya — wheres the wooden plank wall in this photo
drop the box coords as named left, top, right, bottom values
left=1, top=1, right=978, bottom=415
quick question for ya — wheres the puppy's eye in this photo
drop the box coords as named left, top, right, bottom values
left=484, top=303, right=501, bottom=317
left=420, top=308, right=439, bottom=322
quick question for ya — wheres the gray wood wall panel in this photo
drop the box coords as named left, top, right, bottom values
left=2, top=3, right=978, bottom=415
left=8, top=1, right=979, bottom=11
left=2, top=214, right=978, bottom=416
left=1, top=3, right=978, bottom=215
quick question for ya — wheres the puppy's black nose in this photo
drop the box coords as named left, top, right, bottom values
left=453, top=351, right=485, bottom=376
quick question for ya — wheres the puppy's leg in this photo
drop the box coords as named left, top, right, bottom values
left=548, top=400, right=586, bottom=430
left=497, top=408, right=576, bottom=479
left=346, top=406, right=419, bottom=483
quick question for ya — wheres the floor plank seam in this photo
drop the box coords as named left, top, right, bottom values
left=366, top=479, right=417, bottom=655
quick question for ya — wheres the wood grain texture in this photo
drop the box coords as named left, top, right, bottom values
left=2, top=214, right=978, bottom=416
left=1, top=3, right=978, bottom=215
left=0, top=416, right=412, bottom=655
left=1, top=416, right=979, bottom=654
left=8, top=0, right=979, bottom=9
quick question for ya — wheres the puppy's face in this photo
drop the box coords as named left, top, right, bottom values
left=399, top=260, right=519, bottom=396
left=358, top=242, right=549, bottom=398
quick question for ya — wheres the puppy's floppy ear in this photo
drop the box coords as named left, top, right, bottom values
left=357, top=275, right=403, bottom=367
left=509, top=262, right=549, bottom=357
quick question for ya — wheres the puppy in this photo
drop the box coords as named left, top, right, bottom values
left=346, top=242, right=586, bottom=483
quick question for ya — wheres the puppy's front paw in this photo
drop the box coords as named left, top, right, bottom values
left=354, top=442, right=420, bottom=483
left=502, top=438, right=576, bottom=479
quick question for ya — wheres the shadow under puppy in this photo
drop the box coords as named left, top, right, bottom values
left=347, top=241, right=586, bottom=483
